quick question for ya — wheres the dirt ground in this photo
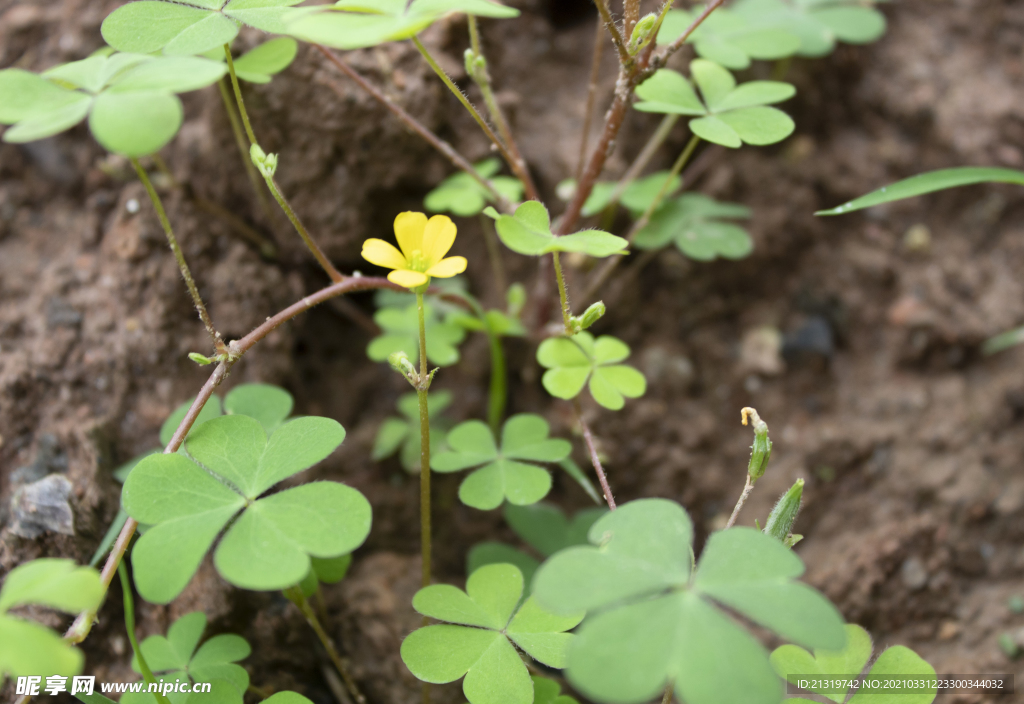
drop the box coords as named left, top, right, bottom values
left=1, top=0, right=1023, bottom=702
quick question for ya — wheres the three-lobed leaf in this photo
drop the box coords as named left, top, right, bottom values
left=732, top=0, right=886, bottom=58
left=368, top=301, right=467, bottom=367
left=634, top=59, right=796, bottom=148
left=658, top=7, right=802, bottom=69
left=372, top=391, right=452, bottom=472
left=484, top=201, right=628, bottom=258
left=634, top=193, right=752, bottom=260
left=536, top=332, right=646, bottom=410
left=425, top=159, right=524, bottom=217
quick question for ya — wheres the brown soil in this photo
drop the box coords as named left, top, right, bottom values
left=2, top=0, right=1023, bottom=702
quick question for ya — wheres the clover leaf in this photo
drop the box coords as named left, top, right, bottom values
left=772, top=624, right=937, bottom=704
left=287, top=0, right=519, bottom=50
left=536, top=332, right=646, bottom=410
left=0, top=52, right=226, bottom=156
left=299, top=554, right=354, bottom=598
left=367, top=301, right=467, bottom=367
left=102, top=0, right=303, bottom=57
left=634, top=59, right=796, bottom=148
left=532, top=499, right=846, bottom=704
left=733, top=0, right=887, bottom=58
left=121, top=612, right=250, bottom=704
left=158, top=382, right=294, bottom=450
left=657, top=7, right=801, bottom=70
left=532, top=676, right=579, bottom=704
left=372, top=390, right=452, bottom=472
left=431, top=414, right=571, bottom=510
left=565, top=170, right=683, bottom=217
left=0, top=559, right=104, bottom=687
left=634, top=193, right=753, bottom=260
left=425, top=159, right=524, bottom=217
left=400, top=563, right=584, bottom=704
left=123, top=414, right=371, bottom=603
left=468, top=503, right=607, bottom=588
left=202, top=38, right=298, bottom=83
left=483, top=202, right=628, bottom=258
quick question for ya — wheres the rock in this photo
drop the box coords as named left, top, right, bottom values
left=900, top=556, right=929, bottom=590
left=740, top=326, right=785, bottom=376
left=902, top=223, right=931, bottom=252
left=8, top=474, right=75, bottom=538
left=10, top=433, right=67, bottom=486
left=783, top=316, right=834, bottom=363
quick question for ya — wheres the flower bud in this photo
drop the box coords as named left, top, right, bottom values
left=578, top=301, right=606, bottom=331
left=250, top=143, right=277, bottom=178
left=388, top=351, right=417, bottom=378
left=628, top=13, right=658, bottom=55
left=763, top=478, right=803, bottom=546
left=188, top=352, right=214, bottom=366
left=463, top=48, right=488, bottom=82
left=742, top=407, right=772, bottom=481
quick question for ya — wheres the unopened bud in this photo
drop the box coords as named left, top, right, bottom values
left=628, top=13, right=658, bottom=55
left=763, top=478, right=803, bottom=547
left=741, top=407, right=771, bottom=481
left=388, top=351, right=417, bottom=378
left=578, top=301, right=606, bottom=331
left=250, top=143, right=277, bottom=178
left=189, top=352, right=214, bottom=366
left=463, top=48, right=488, bottom=82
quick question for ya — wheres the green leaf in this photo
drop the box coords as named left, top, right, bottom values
left=222, top=0, right=305, bottom=34
left=89, top=90, right=183, bottom=157
left=770, top=624, right=873, bottom=703
left=287, top=0, right=519, bottom=50
left=816, top=167, right=1024, bottom=215
left=503, top=503, right=607, bottom=558
left=224, top=382, right=293, bottom=431
left=214, top=482, right=371, bottom=590
left=733, top=0, right=886, bottom=57
left=91, top=507, right=131, bottom=566
left=0, top=615, right=86, bottom=681
left=718, top=106, right=795, bottom=146
left=108, top=56, right=227, bottom=93
left=501, top=414, right=571, bottom=463
left=533, top=499, right=693, bottom=615
left=372, top=417, right=410, bottom=460
left=0, top=559, right=104, bottom=614
left=231, top=37, right=298, bottom=83
left=102, top=2, right=240, bottom=56
left=536, top=333, right=646, bottom=409
left=262, top=694, right=314, bottom=704
left=311, top=554, right=353, bottom=584
left=425, top=159, right=524, bottom=217
left=846, top=646, right=937, bottom=704
left=691, top=59, right=735, bottom=110
left=693, top=527, right=846, bottom=650
left=160, top=395, right=224, bottom=447
left=811, top=6, right=886, bottom=44
left=368, top=302, right=467, bottom=367
left=488, top=201, right=628, bottom=258
left=402, top=563, right=580, bottom=704
left=658, top=8, right=801, bottom=70
left=557, top=458, right=603, bottom=505
left=2, top=95, right=92, bottom=144
left=467, top=543, right=540, bottom=590
left=634, top=193, right=752, bottom=260
left=689, top=115, right=741, bottom=147
left=634, top=69, right=707, bottom=116
left=580, top=171, right=683, bottom=217
left=374, top=391, right=452, bottom=472
left=432, top=420, right=499, bottom=471
left=531, top=676, right=579, bottom=704
left=0, top=69, right=86, bottom=123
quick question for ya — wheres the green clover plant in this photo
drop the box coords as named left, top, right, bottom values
left=566, top=170, right=683, bottom=217
left=536, top=332, right=646, bottom=410
left=431, top=414, right=572, bottom=510
left=532, top=676, right=579, bottom=704
left=469, top=503, right=607, bottom=587
left=287, top=0, right=519, bottom=50
left=483, top=202, right=628, bottom=257
left=123, top=413, right=371, bottom=603
left=733, top=0, right=887, bottom=58
left=367, top=301, right=467, bottom=367
left=0, top=560, right=104, bottom=685
left=400, top=563, right=584, bottom=704
left=634, top=59, right=796, bottom=148
left=0, top=51, right=226, bottom=155
left=658, top=7, right=801, bottom=70
left=532, top=499, right=846, bottom=704
left=771, top=623, right=938, bottom=704
left=425, top=158, right=524, bottom=217
left=121, top=612, right=250, bottom=704
left=203, top=37, right=298, bottom=83
left=634, top=193, right=753, bottom=260
left=372, top=390, right=453, bottom=472
left=102, top=0, right=303, bottom=57
left=298, top=554, right=354, bottom=598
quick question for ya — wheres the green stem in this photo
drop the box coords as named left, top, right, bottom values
left=552, top=252, right=573, bottom=334
left=415, top=291, right=432, bottom=592
left=283, top=586, right=367, bottom=704
left=130, top=158, right=220, bottom=350
left=118, top=563, right=172, bottom=704
left=217, top=77, right=277, bottom=225
left=412, top=36, right=537, bottom=201
left=223, top=44, right=257, bottom=146
left=461, top=294, right=507, bottom=435
left=261, top=172, right=345, bottom=283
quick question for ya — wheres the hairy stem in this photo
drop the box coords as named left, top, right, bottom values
left=64, top=276, right=402, bottom=646
left=223, top=44, right=257, bottom=146
left=413, top=37, right=537, bottom=202
left=261, top=172, right=345, bottom=283
left=624, top=0, right=640, bottom=39
left=647, top=0, right=727, bottom=75
left=416, top=291, right=432, bottom=591
left=283, top=586, right=367, bottom=704
left=574, top=399, right=616, bottom=510
left=118, top=564, right=172, bottom=704
left=576, top=19, right=607, bottom=182
left=726, top=474, right=755, bottom=529
left=316, top=45, right=512, bottom=212
left=552, top=252, right=573, bottom=333
left=130, top=158, right=219, bottom=350
left=217, top=77, right=278, bottom=226
left=594, top=0, right=632, bottom=66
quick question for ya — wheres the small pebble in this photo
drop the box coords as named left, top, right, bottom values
left=126, top=198, right=140, bottom=214
left=903, top=223, right=931, bottom=252
left=901, top=556, right=929, bottom=590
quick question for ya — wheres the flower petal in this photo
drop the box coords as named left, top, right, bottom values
left=394, top=212, right=427, bottom=259
left=421, top=214, right=457, bottom=266
left=425, top=256, right=467, bottom=278
left=361, top=238, right=407, bottom=270
left=388, top=269, right=430, bottom=289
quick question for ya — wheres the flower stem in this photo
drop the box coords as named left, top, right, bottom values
left=217, top=77, right=277, bottom=226
left=118, top=563, right=172, bottom=704
left=552, top=252, right=573, bottom=334
left=576, top=19, right=606, bottom=182
left=415, top=291, right=432, bottom=591
left=412, top=36, right=537, bottom=201
left=130, top=157, right=220, bottom=351
left=725, top=474, right=755, bottom=529
left=283, top=586, right=367, bottom=704
left=223, top=44, right=257, bottom=146
left=574, top=399, right=616, bottom=510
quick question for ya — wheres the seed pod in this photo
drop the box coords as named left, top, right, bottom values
left=578, top=301, right=606, bottom=331
left=764, top=478, right=804, bottom=546
left=742, top=407, right=772, bottom=481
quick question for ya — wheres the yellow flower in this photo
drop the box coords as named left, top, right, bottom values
left=361, top=212, right=467, bottom=289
